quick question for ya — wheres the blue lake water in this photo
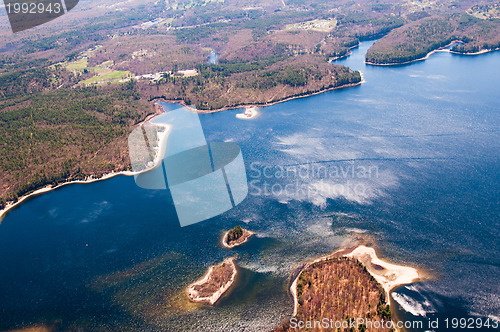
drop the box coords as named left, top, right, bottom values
left=0, top=41, right=499, bottom=331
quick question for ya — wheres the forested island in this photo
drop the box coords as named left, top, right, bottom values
left=222, top=226, right=255, bottom=248
left=1, top=0, right=498, bottom=213
left=275, top=246, right=420, bottom=332
left=276, top=257, right=391, bottom=332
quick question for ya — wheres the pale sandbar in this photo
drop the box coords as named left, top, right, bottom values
left=186, top=257, right=237, bottom=305
left=290, top=245, right=420, bottom=315
left=236, top=107, right=260, bottom=120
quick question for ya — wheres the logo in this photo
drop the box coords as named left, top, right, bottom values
left=128, top=104, right=248, bottom=227
left=5, top=0, right=79, bottom=33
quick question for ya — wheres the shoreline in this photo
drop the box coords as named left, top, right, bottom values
left=236, top=107, right=260, bottom=120
left=449, top=47, right=500, bottom=56
left=0, top=106, right=169, bottom=223
left=329, top=42, right=361, bottom=62
left=345, top=246, right=420, bottom=299
left=151, top=77, right=364, bottom=115
left=1, top=39, right=495, bottom=219
left=290, top=245, right=420, bottom=316
left=329, top=51, right=352, bottom=62
left=1, top=78, right=365, bottom=222
left=366, top=41, right=499, bottom=66
left=186, top=257, right=237, bottom=305
left=0, top=171, right=138, bottom=223
left=222, top=229, right=255, bottom=248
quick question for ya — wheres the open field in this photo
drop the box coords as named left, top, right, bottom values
left=81, top=70, right=132, bottom=85
left=65, top=58, right=89, bottom=72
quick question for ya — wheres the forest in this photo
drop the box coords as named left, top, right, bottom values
left=0, top=75, right=153, bottom=207
left=366, top=14, right=500, bottom=64
left=275, top=257, right=392, bottom=332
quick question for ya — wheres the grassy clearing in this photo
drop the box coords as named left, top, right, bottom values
left=81, top=70, right=132, bottom=85
left=98, top=60, right=114, bottom=68
left=159, top=17, right=175, bottom=26
left=48, top=61, right=67, bottom=70
left=65, top=58, right=130, bottom=85
left=65, top=57, right=89, bottom=72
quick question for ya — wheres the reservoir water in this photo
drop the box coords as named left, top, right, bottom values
left=0, top=41, right=498, bottom=331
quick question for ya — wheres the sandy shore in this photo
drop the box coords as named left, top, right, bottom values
left=366, top=49, right=444, bottom=66
left=359, top=71, right=365, bottom=84
left=345, top=246, right=420, bottom=302
left=222, top=229, right=255, bottom=248
left=186, top=257, right=237, bottom=305
left=5, top=325, right=53, bottom=332
left=329, top=51, right=352, bottom=62
left=449, top=47, right=500, bottom=56
left=366, top=41, right=499, bottom=66
left=290, top=245, right=420, bottom=316
left=0, top=171, right=137, bottom=222
left=236, top=107, right=260, bottom=120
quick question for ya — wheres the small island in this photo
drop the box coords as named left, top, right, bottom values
left=275, top=246, right=420, bottom=331
left=222, top=226, right=255, bottom=248
left=186, top=257, right=237, bottom=305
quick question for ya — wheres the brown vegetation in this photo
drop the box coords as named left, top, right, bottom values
left=139, top=55, right=361, bottom=111
left=366, top=14, right=500, bottom=64
left=187, top=257, right=237, bottom=305
left=0, top=78, right=155, bottom=206
left=276, top=257, right=392, bottom=332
